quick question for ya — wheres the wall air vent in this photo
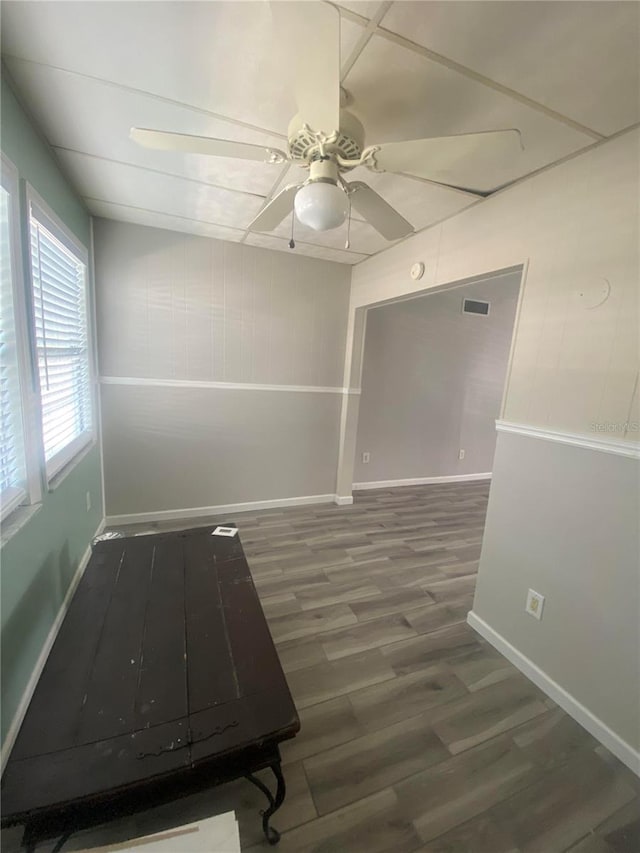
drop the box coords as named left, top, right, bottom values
left=463, top=298, right=490, bottom=316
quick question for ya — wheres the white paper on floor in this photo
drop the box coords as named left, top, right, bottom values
left=211, top=526, right=238, bottom=537
left=76, top=812, right=240, bottom=853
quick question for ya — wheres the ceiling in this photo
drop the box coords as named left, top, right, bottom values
left=2, top=1, right=638, bottom=265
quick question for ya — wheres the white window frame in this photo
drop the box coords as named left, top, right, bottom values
left=1, top=157, right=39, bottom=519
left=25, top=185, right=97, bottom=487
left=1, top=156, right=41, bottom=521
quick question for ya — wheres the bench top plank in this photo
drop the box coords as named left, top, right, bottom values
left=2, top=526, right=299, bottom=822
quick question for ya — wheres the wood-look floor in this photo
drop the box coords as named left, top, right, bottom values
left=5, top=483, right=639, bottom=852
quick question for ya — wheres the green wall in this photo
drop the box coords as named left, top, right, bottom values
left=1, top=74, right=104, bottom=746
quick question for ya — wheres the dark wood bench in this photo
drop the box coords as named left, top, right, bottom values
left=1, top=525, right=300, bottom=850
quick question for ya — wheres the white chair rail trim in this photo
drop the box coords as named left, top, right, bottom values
left=496, top=420, right=640, bottom=459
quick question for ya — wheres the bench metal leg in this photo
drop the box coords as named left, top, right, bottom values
left=51, top=830, right=72, bottom=853
left=22, top=826, right=71, bottom=852
left=245, top=761, right=286, bottom=845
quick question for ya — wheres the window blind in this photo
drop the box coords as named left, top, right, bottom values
left=29, top=209, right=92, bottom=480
left=0, top=183, right=27, bottom=518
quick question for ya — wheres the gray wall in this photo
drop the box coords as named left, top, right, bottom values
left=474, top=430, right=639, bottom=749
left=354, top=273, right=520, bottom=484
left=94, top=219, right=351, bottom=516
left=340, top=130, right=639, bottom=759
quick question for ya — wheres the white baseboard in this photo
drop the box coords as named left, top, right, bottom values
left=1, top=517, right=106, bottom=774
left=105, top=493, right=343, bottom=527
left=467, top=611, right=640, bottom=777
left=353, top=473, right=492, bottom=490
left=335, top=495, right=354, bottom=506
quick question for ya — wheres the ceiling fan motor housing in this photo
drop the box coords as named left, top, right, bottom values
left=287, top=110, right=365, bottom=167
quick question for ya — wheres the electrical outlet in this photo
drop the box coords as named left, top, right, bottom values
left=362, top=451, right=370, bottom=464
left=86, top=491, right=91, bottom=512
left=525, top=589, right=545, bottom=621
left=458, top=449, right=465, bottom=460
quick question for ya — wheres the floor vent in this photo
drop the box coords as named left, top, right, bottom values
left=463, top=298, right=490, bottom=316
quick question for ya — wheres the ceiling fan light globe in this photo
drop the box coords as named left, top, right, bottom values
left=294, top=182, right=348, bottom=231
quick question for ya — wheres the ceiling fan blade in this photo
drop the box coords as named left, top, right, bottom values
left=271, top=2, right=340, bottom=133
left=248, top=184, right=301, bottom=232
left=369, top=129, right=524, bottom=193
left=347, top=182, right=413, bottom=241
left=130, top=128, right=288, bottom=164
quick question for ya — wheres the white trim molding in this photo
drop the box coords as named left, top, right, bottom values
left=353, top=473, right=492, bottom=490
left=496, top=420, right=640, bottom=459
left=1, top=517, right=106, bottom=773
left=335, top=495, right=354, bottom=506
left=467, top=611, right=640, bottom=777
left=100, top=376, right=362, bottom=396
left=105, top=493, right=348, bottom=527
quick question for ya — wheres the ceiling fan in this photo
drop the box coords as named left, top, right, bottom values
left=130, top=2, right=523, bottom=245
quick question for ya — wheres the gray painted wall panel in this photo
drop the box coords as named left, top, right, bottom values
left=473, top=430, right=640, bottom=748
left=94, top=219, right=351, bottom=387
left=354, top=273, right=520, bottom=483
left=101, top=385, right=342, bottom=514
left=94, top=219, right=352, bottom=515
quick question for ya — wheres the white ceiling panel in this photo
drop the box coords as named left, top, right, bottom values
left=56, top=150, right=265, bottom=229
left=88, top=201, right=246, bottom=243
left=4, top=58, right=286, bottom=197
left=244, top=232, right=367, bottom=265
left=381, top=1, right=640, bottom=136
left=1, top=1, right=365, bottom=137
left=344, top=33, right=594, bottom=186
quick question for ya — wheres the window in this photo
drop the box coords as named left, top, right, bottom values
left=0, top=159, right=28, bottom=519
left=28, top=196, right=93, bottom=481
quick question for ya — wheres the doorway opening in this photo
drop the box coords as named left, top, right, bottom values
left=347, top=265, right=525, bottom=493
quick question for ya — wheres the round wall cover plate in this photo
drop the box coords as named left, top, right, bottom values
left=577, top=277, right=611, bottom=309
left=410, top=262, right=425, bottom=280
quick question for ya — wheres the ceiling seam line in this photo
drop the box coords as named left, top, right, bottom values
left=322, top=0, right=371, bottom=27
left=83, top=197, right=248, bottom=233
left=52, top=146, right=270, bottom=200
left=2, top=54, right=291, bottom=142
left=331, top=5, right=371, bottom=28
left=370, top=28, right=605, bottom=141
left=395, top=172, right=482, bottom=199
left=340, top=1, right=393, bottom=82
left=242, top=234, right=369, bottom=258
left=340, top=25, right=376, bottom=82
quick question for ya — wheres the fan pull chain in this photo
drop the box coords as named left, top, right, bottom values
left=289, top=211, right=296, bottom=249
left=345, top=197, right=352, bottom=250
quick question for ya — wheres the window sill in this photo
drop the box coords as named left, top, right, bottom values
left=1, top=503, right=42, bottom=548
left=47, top=438, right=97, bottom=493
